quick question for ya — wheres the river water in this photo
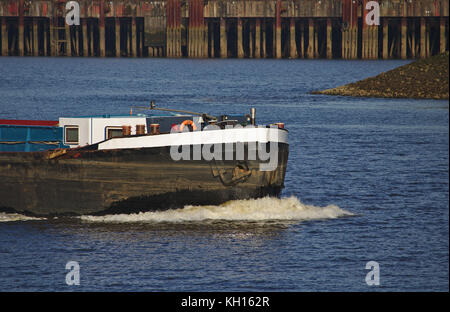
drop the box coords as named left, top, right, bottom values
left=0, top=57, right=448, bottom=291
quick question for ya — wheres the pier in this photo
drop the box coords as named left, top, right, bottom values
left=0, top=0, right=448, bottom=59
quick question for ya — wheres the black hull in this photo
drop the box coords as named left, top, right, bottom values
left=0, top=143, right=289, bottom=216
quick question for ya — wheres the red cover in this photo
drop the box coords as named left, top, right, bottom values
left=0, top=120, right=59, bottom=127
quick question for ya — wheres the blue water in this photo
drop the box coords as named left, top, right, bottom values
left=0, top=57, right=448, bottom=292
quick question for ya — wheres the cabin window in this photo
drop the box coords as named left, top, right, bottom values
left=65, top=126, right=79, bottom=145
left=106, top=127, right=123, bottom=139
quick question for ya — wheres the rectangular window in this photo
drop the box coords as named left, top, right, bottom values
left=106, top=127, right=123, bottom=139
left=65, top=126, right=79, bottom=145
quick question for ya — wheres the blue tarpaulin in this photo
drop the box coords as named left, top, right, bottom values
left=0, top=124, right=68, bottom=152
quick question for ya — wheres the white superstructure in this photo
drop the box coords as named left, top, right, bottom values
left=58, top=115, right=148, bottom=148
left=57, top=113, right=287, bottom=154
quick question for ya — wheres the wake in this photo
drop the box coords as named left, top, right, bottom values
left=80, top=196, right=353, bottom=223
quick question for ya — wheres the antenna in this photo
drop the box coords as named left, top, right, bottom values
left=148, top=101, right=217, bottom=121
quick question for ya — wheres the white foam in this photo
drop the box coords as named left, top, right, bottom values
left=80, top=196, right=353, bottom=223
left=0, top=212, right=44, bottom=222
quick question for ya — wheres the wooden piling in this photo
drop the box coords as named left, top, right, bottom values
left=49, top=15, right=55, bottom=56
left=262, top=19, right=266, bottom=58
left=75, top=26, right=80, bottom=56
left=169, top=5, right=174, bottom=57
left=420, top=17, right=426, bottom=58
left=2, top=18, right=8, bottom=56
left=18, top=0, right=24, bottom=56
left=167, top=0, right=172, bottom=57
left=314, top=22, right=319, bottom=58
left=200, top=0, right=206, bottom=58
left=209, top=22, right=215, bottom=58
left=188, top=1, right=192, bottom=57
left=255, top=19, right=261, bottom=58
left=342, top=0, right=357, bottom=59
left=248, top=22, right=253, bottom=58
left=43, top=21, right=47, bottom=56
left=175, top=0, right=181, bottom=57
left=341, top=13, right=347, bottom=59
left=0, top=0, right=446, bottom=59
left=173, top=3, right=177, bottom=57
left=307, top=19, right=314, bottom=59
left=10, top=29, right=16, bottom=55
left=363, top=0, right=371, bottom=59
left=24, top=25, right=29, bottom=55
left=99, top=2, right=106, bottom=57
left=290, top=18, right=297, bottom=58
left=425, top=19, right=430, bottom=58
left=195, top=0, right=200, bottom=58
left=131, top=17, right=136, bottom=57
left=275, top=0, right=281, bottom=59
left=326, top=18, right=332, bottom=59
left=362, top=16, right=368, bottom=58
left=194, top=0, right=198, bottom=58
left=220, top=18, right=227, bottom=58
left=115, top=18, right=120, bottom=57
left=370, top=24, right=375, bottom=59
left=389, top=30, right=396, bottom=58
left=198, top=0, right=202, bottom=58
left=238, top=18, right=244, bottom=58
left=383, top=18, right=389, bottom=59
left=341, top=26, right=347, bottom=59
left=350, top=0, right=358, bottom=59
left=401, top=18, right=407, bottom=59
left=441, top=17, right=447, bottom=54
left=66, top=23, right=72, bottom=56
left=351, top=24, right=357, bottom=59
left=202, top=22, right=207, bottom=58
left=33, top=18, right=38, bottom=56
left=410, top=20, right=416, bottom=58
left=372, top=25, right=379, bottom=59
left=189, top=0, right=200, bottom=58
left=82, top=19, right=88, bottom=57
left=272, top=21, right=275, bottom=57
left=299, top=20, right=304, bottom=58
left=90, top=21, right=95, bottom=56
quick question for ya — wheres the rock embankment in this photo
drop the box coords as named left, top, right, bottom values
left=313, top=52, right=449, bottom=100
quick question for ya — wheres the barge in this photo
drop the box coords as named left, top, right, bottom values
left=0, top=103, right=289, bottom=216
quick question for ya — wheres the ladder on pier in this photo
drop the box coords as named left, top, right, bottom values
left=50, top=25, right=71, bottom=56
